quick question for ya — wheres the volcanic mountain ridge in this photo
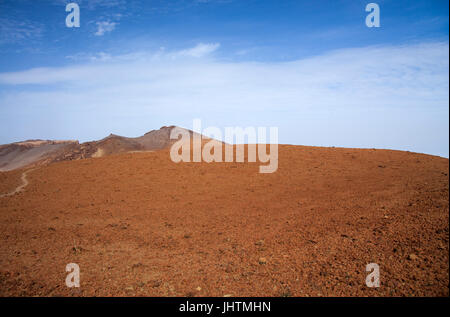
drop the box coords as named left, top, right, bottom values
left=0, top=125, right=192, bottom=171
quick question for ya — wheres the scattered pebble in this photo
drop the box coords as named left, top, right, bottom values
left=408, top=254, right=418, bottom=261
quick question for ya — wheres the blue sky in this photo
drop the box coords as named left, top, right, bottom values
left=0, top=0, right=449, bottom=156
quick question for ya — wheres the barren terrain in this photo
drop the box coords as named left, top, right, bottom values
left=0, top=145, right=448, bottom=296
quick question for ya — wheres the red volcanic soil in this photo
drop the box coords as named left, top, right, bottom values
left=0, top=145, right=448, bottom=296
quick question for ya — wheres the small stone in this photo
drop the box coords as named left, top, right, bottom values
left=150, top=280, right=161, bottom=288
left=258, top=257, right=267, bottom=264
left=408, top=254, right=418, bottom=260
left=223, top=294, right=232, bottom=297
left=196, top=286, right=202, bottom=291
left=255, top=240, right=264, bottom=246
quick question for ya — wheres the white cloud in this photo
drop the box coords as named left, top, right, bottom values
left=94, top=21, right=117, bottom=36
left=0, top=42, right=448, bottom=156
left=89, top=52, right=113, bottom=61
left=176, top=43, right=220, bottom=58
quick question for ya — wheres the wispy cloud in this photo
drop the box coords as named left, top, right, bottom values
left=0, top=17, right=44, bottom=45
left=176, top=43, right=220, bottom=58
left=54, top=0, right=127, bottom=10
left=94, top=21, right=117, bottom=36
left=65, top=43, right=219, bottom=62
left=0, top=42, right=448, bottom=156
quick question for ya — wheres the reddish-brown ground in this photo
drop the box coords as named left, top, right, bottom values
left=0, top=145, right=448, bottom=296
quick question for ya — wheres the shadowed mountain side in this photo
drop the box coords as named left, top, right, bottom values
left=0, top=140, right=78, bottom=172
left=0, top=126, right=204, bottom=171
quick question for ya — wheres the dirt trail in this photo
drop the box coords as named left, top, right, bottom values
left=0, top=168, right=35, bottom=197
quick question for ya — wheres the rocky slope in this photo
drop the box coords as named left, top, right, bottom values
left=0, top=126, right=192, bottom=171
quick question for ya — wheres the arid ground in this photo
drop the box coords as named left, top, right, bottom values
left=0, top=145, right=448, bottom=296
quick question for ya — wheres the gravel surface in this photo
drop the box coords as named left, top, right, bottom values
left=0, top=145, right=448, bottom=296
